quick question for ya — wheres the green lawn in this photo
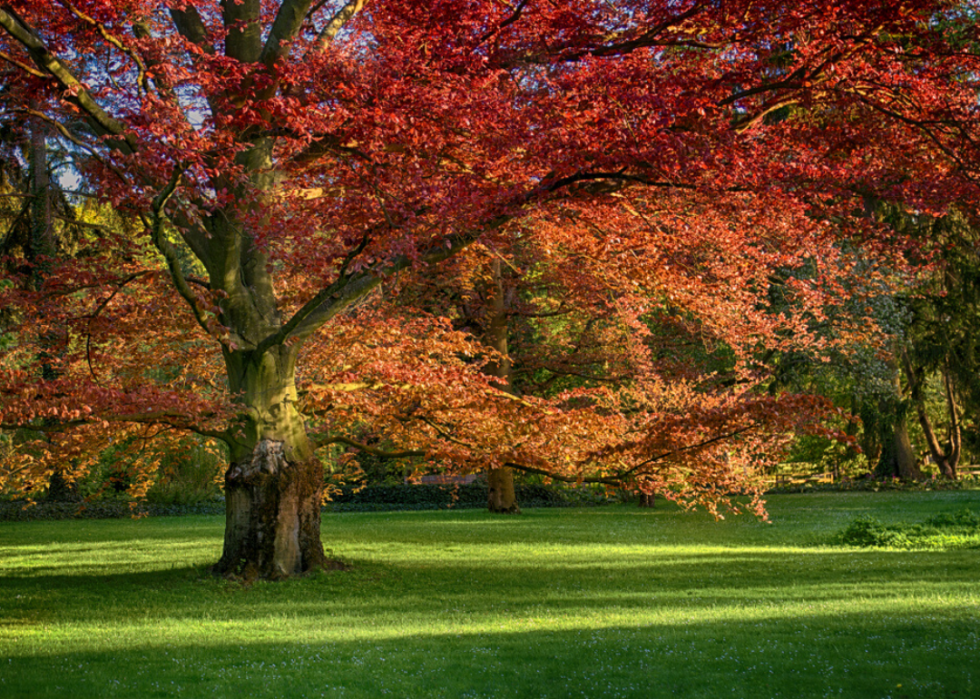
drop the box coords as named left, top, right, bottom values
left=1, top=491, right=978, bottom=698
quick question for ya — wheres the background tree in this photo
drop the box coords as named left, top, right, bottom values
left=899, top=209, right=980, bottom=478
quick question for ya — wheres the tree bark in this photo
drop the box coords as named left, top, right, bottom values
left=212, top=344, right=330, bottom=579
left=484, top=259, right=520, bottom=514
left=28, top=114, right=77, bottom=500
left=940, top=368, right=961, bottom=479
left=214, top=439, right=328, bottom=579
left=904, top=356, right=960, bottom=479
left=891, top=409, right=920, bottom=480
left=488, top=464, right=520, bottom=514
left=875, top=360, right=920, bottom=479
left=28, top=112, right=54, bottom=271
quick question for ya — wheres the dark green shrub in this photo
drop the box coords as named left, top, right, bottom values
left=839, top=516, right=914, bottom=548
left=838, top=510, right=980, bottom=550
left=562, top=486, right=614, bottom=507
left=145, top=438, right=226, bottom=505
left=924, top=508, right=980, bottom=527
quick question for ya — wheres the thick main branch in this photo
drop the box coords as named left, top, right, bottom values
left=0, top=6, right=135, bottom=154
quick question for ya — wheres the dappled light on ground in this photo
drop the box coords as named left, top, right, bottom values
left=2, top=493, right=978, bottom=698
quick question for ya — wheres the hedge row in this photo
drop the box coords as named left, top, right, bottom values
left=0, top=499, right=225, bottom=521
left=325, top=483, right=572, bottom=512
left=0, top=483, right=597, bottom=520
left=766, top=474, right=980, bottom=495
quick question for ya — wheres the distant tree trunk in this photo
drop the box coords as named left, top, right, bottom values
left=904, top=355, right=960, bottom=479
left=876, top=361, right=921, bottom=479
left=488, top=465, right=520, bottom=514
left=890, top=410, right=920, bottom=479
left=484, top=258, right=520, bottom=514
left=857, top=396, right=884, bottom=473
left=28, top=115, right=77, bottom=501
left=939, top=368, right=961, bottom=479
left=28, top=115, right=54, bottom=271
left=637, top=492, right=656, bottom=508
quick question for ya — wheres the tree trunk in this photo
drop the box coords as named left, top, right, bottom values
left=215, top=439, right=328, bottom=579
left=891, top=410, right=920, bottom=480
left=484, top=258, right=520, bottom=514
left=941, top=368, right=961, bottom=479
left=902, top=354, right=959, bottom=479
left=876, top=361, right=920, bottom=479
left=873, top=406, right=918, bottom=479
left=28, top=113, right=75, bottom=499
left=637, top=492, right=656, bottom=508
left=186, top=139, right=340, bottom=580
left=212, top=344, right=330, bottom=579
left=488, top=465, right=520, bottom=514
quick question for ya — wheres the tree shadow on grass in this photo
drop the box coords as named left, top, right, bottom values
left=2, top=609, right=975, bottom=699
left=2, top=546, right=977, bottom=629
left=3, top=505, right=978, bottom=697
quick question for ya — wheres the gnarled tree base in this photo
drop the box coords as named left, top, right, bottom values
left=212, top=440, right=331, bottom=580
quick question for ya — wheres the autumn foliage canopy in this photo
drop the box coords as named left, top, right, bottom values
left=0, top=0, right=977, bottom=553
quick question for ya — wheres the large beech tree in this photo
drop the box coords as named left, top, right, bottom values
left=0, top=0, right=977, bottom=578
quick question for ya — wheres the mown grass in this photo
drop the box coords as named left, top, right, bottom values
left=1, top=491, right=978, bottom=698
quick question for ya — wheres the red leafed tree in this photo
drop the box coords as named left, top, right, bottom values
left=379, top=195, right=855, bottom=513
left=0, top=0, right=976, bottom=578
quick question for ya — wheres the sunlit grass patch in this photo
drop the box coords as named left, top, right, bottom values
left=1, top=491, right=978, bottom=698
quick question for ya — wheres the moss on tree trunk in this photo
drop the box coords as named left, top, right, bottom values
left=212, top=345, right=333, bottom=579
